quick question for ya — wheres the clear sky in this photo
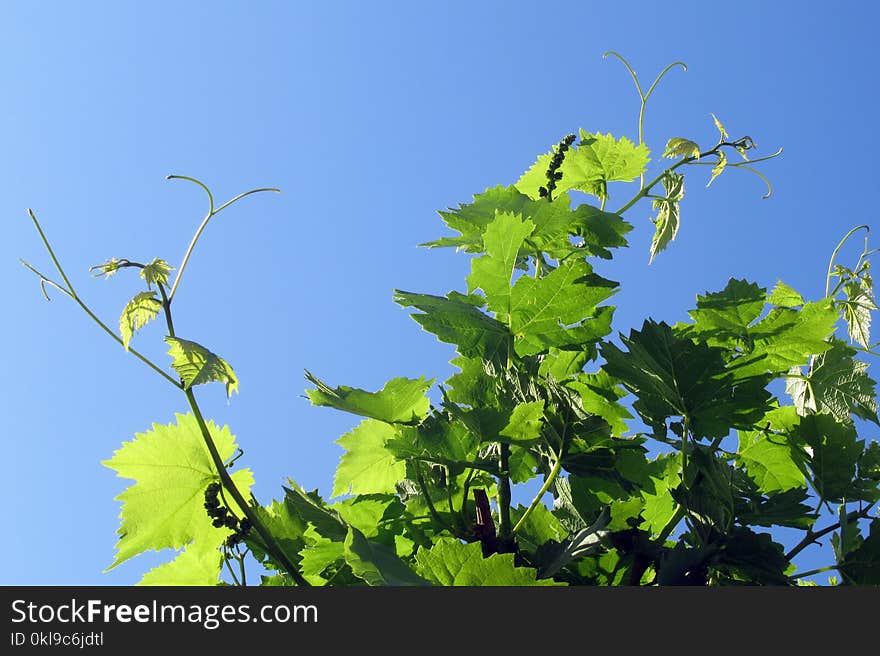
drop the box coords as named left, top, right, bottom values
left=2, top=1, right=877, bottom=585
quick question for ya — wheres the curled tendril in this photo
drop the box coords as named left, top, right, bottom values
left=165, top=175, right=280, bottom=302
left=603, top=51, right=687, bottom=185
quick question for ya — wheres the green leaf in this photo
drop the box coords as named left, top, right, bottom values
left=140, top=258, right=173, bottom=289
left=649, top=171, right=685, bottom=263
left=101, top=412, right=253, bottom=570
left=332, top=420, right=407, bottom=498
left=515, top=131, right=650, bottom=200
left=164, top=337, right=239, bottom=398
left=839, top=519, right=880, bottom=584
left=663, top=137, right=701, bottom=160
left=687, top=278, right=767, bottom=342
left=395, top=290, right=510, bottom=362
left=305, top=373, right=433, bottom=425
left=787, top=340, right=879, bottom=424
left=841, top=279, right=876, bottom=348
left=768, top=280, right=804, bottom=308
left=414, top=537, right=564, bottom=585
left=797, top=413, right=864, bottom=502
left=538, top=347, right=592, bottom=382
left=343, top=526, right=431, bottom=586
left=706, top=150, right=727, bottom=188
left=333, top=495, right=404, bottom=542
left=509, top=261, right=617, bottom=356
left=566, top=370, right=633, bottom=437
left=601, top=320, right=772, bottom=439
left=737, top=429, right=806, bottom=494
left=119, top=291, right=162, bottom=351
left=736, top=299, right=838, bottom=378
left=467, top=212, right=535, bottom=318
left=423, top=185, right=631, bottom=260
left=299, top=530, right=345, bottom=585
left=137, top=539, right=223, bottom=586
left=281, top=481, right=349, bottom=542
left=385, top=416, right=481, bottom=469
left=713, top=527, right=790, bottom=585
left=498, top=401, right=545, bottom=445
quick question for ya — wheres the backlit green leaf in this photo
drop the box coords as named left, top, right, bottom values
left=120, top=291, right=162, bottom=351
left=515, top=131, right=650, bottom=200
left=768, top=280, right=805, bottom=308
left=415, top=537, right=564, bottom=585
left=649, top=171, right=685, bottom=263
left=305, top=373, right=433, bottom=425
left=165, top=337, right=239, bottom=398
left=509, top=261, right=617, bottom=356
left=102, top=412, right=253, bottom=570
left=663, top=137, right=701, bottom=160
left=332, top=420, right=407, bottom=498
left=140, top=258, right=173, bottom=289
left=137, top=539, right=223, bottom=586
left=711, top=113, right=729, bottom=141
left=467, top=212, right=535, bottom=319
left=706, top=150, right=727, bottom=188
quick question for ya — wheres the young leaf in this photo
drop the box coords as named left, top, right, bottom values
left=120, top=291, right=162, bottom=351
left=711, top=113, right=729, bottom=141
left=841, top=279, right=876, bottom=348
left=164, top=337, right=239, bottom=398
left=140, top=258, right=173, bottom=289
left=90, top=257, right=123, bottom=279
left=414, top=537, right=564, bottom=585
left=706, top=150, right=727, bottom=188
left=332, top=420, right=407, bottom=498
left=649, top=171, right=685, bottom=263
left=663, top=137, right=701, bottom=160
left=101, top=412, right=253, bottom=570
left=305, top=373, right=433, bottom=425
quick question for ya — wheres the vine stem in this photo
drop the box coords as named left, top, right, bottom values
left=165, top=175, right=280, bottom=303
left=512, top=453, right=563, bottom=535
left=24, top=210, right=182, bottom=388
left=785, top=503, right=876, bottom=562
left=825, top=225, right=870, bottom=297
left=788, top=565, right=837, bottom=581
left=156, top=282, right=308, bottom=586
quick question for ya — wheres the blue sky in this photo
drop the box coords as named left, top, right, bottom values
left=2, top=1, right=877, bottom=585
